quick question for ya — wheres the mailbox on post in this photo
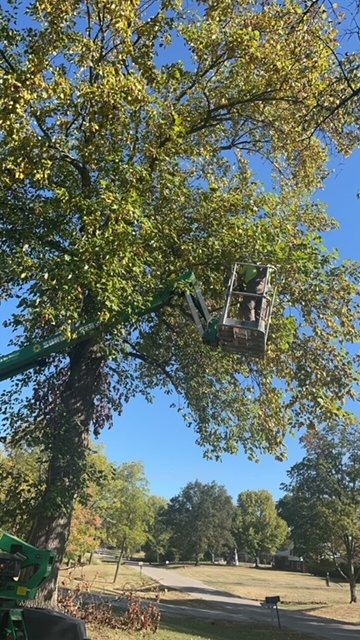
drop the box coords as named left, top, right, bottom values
left=262, top=596, right=281, bottom=628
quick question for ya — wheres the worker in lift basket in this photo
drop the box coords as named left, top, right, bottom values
left=238, top=264, right=266, bottom=323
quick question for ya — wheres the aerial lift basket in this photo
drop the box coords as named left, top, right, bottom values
left=217, top=263, right=276, bottom=358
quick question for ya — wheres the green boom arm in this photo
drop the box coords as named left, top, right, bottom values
left=0, top=272, right=214, bottom=382
left=0, top=529, right=55, bottom=601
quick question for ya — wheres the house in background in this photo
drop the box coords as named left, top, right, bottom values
left=274, top=543, right=306, bottom=572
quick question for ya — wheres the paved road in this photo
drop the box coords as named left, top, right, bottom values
left=139, top=564, right=360, bottom=640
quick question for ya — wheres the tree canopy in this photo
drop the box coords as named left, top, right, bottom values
left=279, top=426, right=360, bottom=603
left=102, top=461, right=150, bottom=573
left=0, top=443, right=114, bottom=552
left=235, top=489, right=288, bottom=565
left=143, top=496, right=170, bottom=564
left=0, top=445, right=46, bottom=537
left=0, top=0, right=358, bottom=595
left=166, top=480, right=235, bottom=564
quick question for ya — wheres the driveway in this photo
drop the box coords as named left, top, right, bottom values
left=139, top=564, right=360, bottom=640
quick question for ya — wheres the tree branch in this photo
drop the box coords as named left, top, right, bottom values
left=112, top=340, right=181, bottom=395
left=308, top=86, right=360, bottom=138
left=0, top=48, right=16, bottom=73
left=0, top=47, right=92, bottom=187
left=316, top=33, right=356, bottom=93
left=289, top=0, right=324, bottom=32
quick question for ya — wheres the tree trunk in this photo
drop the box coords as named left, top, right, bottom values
left=346, top=552, right=357, bottom=604
left=113, top=555, right=122, bottom=584
left=28, top=338, right=103, bottom=604
left=349, top=579, right=357, bottom=604
left=344, top=535, right=358, bottom=604
left=113, top=541, right=126, bottom=583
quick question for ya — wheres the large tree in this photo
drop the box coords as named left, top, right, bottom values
left=143, top=496, right=170, bottom=564
left=279, top=426, right=360, bottom=604
left=101, top=461, right=150, bottom=581
left=0, top=0, right=358, bottom=598
left=166, top=481, right=235, bottom=564
left=0, top=444, right=114, bottom=556
left=65, top=446, right=115, bottom=562
left=235, top=490, right=288, bottom=566
left=65, top=502, right=103, bottom=563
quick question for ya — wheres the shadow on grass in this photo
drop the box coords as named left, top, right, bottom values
left=158, top=595, right=360, bottom=627
left=171, top=584, right=254, bottom=599
left=160, top=614, right=314, bottom=640
left=156, top=596, right=360, bottom=638
left=160, top=596, right=224, bottom=610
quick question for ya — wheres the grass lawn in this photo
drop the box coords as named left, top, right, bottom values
left=89, top=615, right=315, bottom=640
left=60, top=561, right=158, bottom=596
left=60, top=560, right=360, bottom=625
left=173, top=564, right=360, bottom=624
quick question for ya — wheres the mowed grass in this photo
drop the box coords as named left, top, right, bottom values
left=59, top=560, right=195, bottom=607
left=173, top=564, right=360, bottom=623
left=60, top=561, right=158, bottom=597
left=89, top=615, right=315, bottom=640
left=60, top=560, right=360, bottom=624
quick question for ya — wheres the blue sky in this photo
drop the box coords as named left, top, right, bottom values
left=98, top=149, right=360, bottom=502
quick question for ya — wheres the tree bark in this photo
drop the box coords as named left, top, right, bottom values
left=28, top=338, right=103, bottom=604
left=345, top=535, right=358, bottom=604
left=346, top=551, right=357, bottom=604
left=113, top=540, right=126, bottom=583
left=334, top=536, right=358, bottom=604
left=349, top=579, right=357, bottom=604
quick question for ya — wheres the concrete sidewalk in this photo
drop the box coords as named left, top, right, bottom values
left=139, top=564, right=360, bottom=640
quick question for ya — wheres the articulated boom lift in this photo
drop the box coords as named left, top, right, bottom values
left=0, top=265, right=275, bottom=639
left=0, top=264, right=275, bottom=384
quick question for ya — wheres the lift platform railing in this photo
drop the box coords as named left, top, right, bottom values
left=218, top=263, right=276, bottom=358
left=226, top=291, right=272, bottom=331
left=222, top=264, right=275, bottom=320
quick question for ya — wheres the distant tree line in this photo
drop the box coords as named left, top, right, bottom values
left=0, top=443, right=288, bottom=567
left=0, top=425, right=358, bottom=602
left=144, top=482, right=288, bottom=568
